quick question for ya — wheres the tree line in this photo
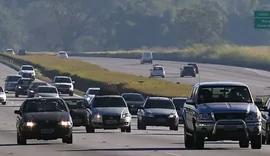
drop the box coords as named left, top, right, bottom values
left=0, top=0, right=269, bottom=52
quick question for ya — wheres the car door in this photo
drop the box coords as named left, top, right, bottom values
left=261, top=99, right=270, bottom=133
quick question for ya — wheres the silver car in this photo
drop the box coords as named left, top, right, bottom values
left=88, top=95, right=132, bottom=133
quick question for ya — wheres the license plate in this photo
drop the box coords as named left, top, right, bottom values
left=73, top=119, right=82, bottom=123
left=41, top=129, right=54, bottom=134
left=157, top=118, right=166, bottom=122
left=105, top=120, right=117, bottom=124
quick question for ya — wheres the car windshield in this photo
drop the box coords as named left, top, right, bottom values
left=173, top=99, right=186, bottom=109
left=92, top=97, right=126, bottom=108
left=197, top=86, right=252, bottom=104
left=54, top=77, right=71, bottom=83
left=64, top=99, right=88, bottom=109
left=38, top=87, right=57, bottom=93
left=31, top=83, right=47, bottom=89
left=18, top=79, right=32, bottom=85
left=23, top=99, right=68, bottom=113
left=144, top=99, right=175, bottom=109
left=7, top=76, right=21, bottom=82
left=87, top=89, right=100, bottom=95
left=122, top=94, right=144, bottom=101
left=22, top=66, right=33, bottom=70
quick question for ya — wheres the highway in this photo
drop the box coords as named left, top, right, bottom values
left=1, top=62, right=270, bottom=155
left=72, top=57, right=270, bottom=96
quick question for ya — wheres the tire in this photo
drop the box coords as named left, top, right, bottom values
left=184, top=125, right=193, bottom=149
left=15, top=93, right=19, bottom=97
left=137, top=119, right=146, bottom=130
left=193, top=132, right=205, bottom=149
left=169, top=124, right=178, bottom=131
left=69, top=92, right=73, bottom=96
left=86, top=126, right=95, bottom=133
left=121, top=128, right=126, bottom=132
left=2, top=102, right=6, bottom=105
left=251, top=134, right=262, bottom=149
left=126, top=125, right=131, bottom=133
left=62, top=134, right=73, bottom=144
left=17, top=132, right=26, bottom=145
left=239, top=138, right=249, bottom=148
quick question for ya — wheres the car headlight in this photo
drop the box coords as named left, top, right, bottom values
left=18, top=86, right=22, bottom=89
left=144, top=112, right=154, bottom=117
left=25, top=121, right=36, bottom=127
left=246, top=112, right=261, bottom=121
left=169, top=113, right=177, bottom=118
left=59, top=121, right=72, bottom=127
left=30, top=90, right=34, bottom=93
left=197, top=113, right=214, bottom=121
left=122, top=113, right=131, bottom=118
left=93, top=113, right=102, bottom=119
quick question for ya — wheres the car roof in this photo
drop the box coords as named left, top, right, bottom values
left=172, top=97, right=187, bottom=100
left=88, top=88, right=100, bottom=90
left=61, top=97, right=84, bottom=100
left=95, top=95, right=122, bottom=98
left=184, top=65, right=194, bottom=67
left=38, top=85, right=56, bottom=88
left=147, top=97, right=170, bottom=100
left=20, top=78, right=32, bottom=80
left=55, top=76, right=70, bottom=78
left=187, top=62, right=197, bottom=65
left=195, top=81, right=248, bottom=87
left=21, top=65, right=33, bottom=67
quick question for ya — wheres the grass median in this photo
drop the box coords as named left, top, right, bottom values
left=5, top=54, right=192, bottom=97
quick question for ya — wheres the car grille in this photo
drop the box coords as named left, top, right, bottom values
left=214, top=113, right=246, bottom=121
left=57, top=85, right=70, bottom=88
left=36, top=121, right=59, bottom=128
left=153, top=115, right=169, bottom=118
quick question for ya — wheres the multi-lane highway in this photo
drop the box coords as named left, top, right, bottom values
left=1, top=60, right=270, bottom=155
left=73, top=57, right=270, bottom=96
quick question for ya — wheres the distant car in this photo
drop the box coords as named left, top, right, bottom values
left=18, top=65, right=35, bottom=79
left=15, top=78, right=33, bottom=97
left=4, top=74, right=22, bottom=92
left=137, top=97, right=179, bottom=130
left=35, top=86, right=59, bottom=98
left=180, top=65, right=196, bottom=77
left=187, top=63, right=199, bottom=74
left=121, top=93, right=145, bottom=115
left=88, top=95, right=132, bottom=133
left=27, top=81, right=48, bottom=98
left=150, top=64, right=166, bottom=78
left=140, top=52, right=153, bottom=64
left=172, top=97, right=187, bottom=124
left=62, top=97, right=92, bottom=133
left=6, top=49, right=15, bottom=54
left=58, top=51, right=68, bottom=59
left=0, top=87, right=7, bottom=105
left=83, top=87, right=100, bottom=103
left=18, top=49, right=26, bottom=55
left=52, top=76, right=74, bottom=96
left=14, top=97, right=73, bottom=145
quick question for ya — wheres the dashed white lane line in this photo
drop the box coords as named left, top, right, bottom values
left=245, top=68, right=267, bottom=76
left=165, top=153, right=182, bottom=156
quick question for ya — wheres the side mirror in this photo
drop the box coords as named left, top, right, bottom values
left=254, top=97, right=263, bottom=106
left=259, top=106, right=268, bottom=111
left=5, top=90, right=8, bottom=93
left=14, top=110, right=21, bottom=115
left=186, top=98, right=195, bottom=105
left=72, top=81, right=75, bottom=83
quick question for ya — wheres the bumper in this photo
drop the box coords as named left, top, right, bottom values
left=19, top=126, right=72, bottom=140
left=92, top=118, right=131, bottom=129
left=142, top=117, right=178, bottom=126
left=195, top=119, right=261, bottom=140
left=0, top=97, right=6, bottom=102
left=16, top=89, right=28, bottom=95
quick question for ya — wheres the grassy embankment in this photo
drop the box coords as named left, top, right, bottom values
left=1, top=54, right=192, bottom=97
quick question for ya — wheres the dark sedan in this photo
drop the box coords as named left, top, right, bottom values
left=14, top=97, right=73, bottom=145
left=62, top=97, right=92, bottom=133
left=27, top=81, right=48, bottom=98
left=15, top=78, right=33, bottom=97
left=137, top=97, right=179, bottom=130
left=121, top=93, right=145, bottom=115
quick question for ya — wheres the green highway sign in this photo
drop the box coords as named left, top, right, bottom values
left=254, top=11, right=270, bottom=29
left=254, top=11, right=270, bottom=18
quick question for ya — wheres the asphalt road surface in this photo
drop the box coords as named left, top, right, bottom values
left=72, top=57, right=270, bottom=96
left=1, top=63, right=270, bottom=155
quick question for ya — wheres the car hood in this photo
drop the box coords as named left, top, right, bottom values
left=20, top=70, right=34, bottom=73
left=37, top=93, right=59, bottom=97
left=54, top=83, right=71, bottom=85
left=126, top=101, right=144, bottom=106
left=197, top=103, right=257, bottom=113
left=23, top=112, right=69, bottom=122
left=144, top=108, right=176, bottom=115
left=92, top=107, right=129, bottom=115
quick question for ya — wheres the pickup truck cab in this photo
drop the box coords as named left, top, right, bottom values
left=183, top=82, right=262, bottom=149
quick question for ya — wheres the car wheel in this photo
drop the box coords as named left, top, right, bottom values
left=86, top=126, right=95, bottom=133
left=169, top=124, right=178, bottom=131
left=69, top=92, right=73, bottom=96
left=137, top=119, right=146, bottom=130
left=193, top=132, right=205, bottom=149
left=266, top=135, right=270, bottom=144
left=239, top=138, right=249, bottom=148
left=17, top=132, right=26, bottom=145
left=63, top=134, right=73, bottom=144
left=2, top=102, right=6, bottom=105
left=184, top=125, right=193, bottom=149
left=126, top=125, right=131, bottom=133
left=121, top=128, right=126, bottom=132
left=251, top=134, right=262, bottom=149
left=15, top=93, right=19, bottom=97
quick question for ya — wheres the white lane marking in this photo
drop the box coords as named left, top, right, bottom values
left=245, top=68, right=265, bottom=76
left=165, top=152, right=182, bottom=156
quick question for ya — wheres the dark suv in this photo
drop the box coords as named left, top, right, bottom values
left=187, top=63, right=199, bottom=74
left=180, top=65, right=196, bottom=77
left=183, top=82, right=262, bottom=149
left=15, top=78, right=33, bottom=97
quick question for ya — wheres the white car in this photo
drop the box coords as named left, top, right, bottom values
left=0, top=87, right=7, bottom=105
left=6, top=49, right=15, bottom=55
left=150, top=64, right=166, bottom=78
left=140, top=52, right=153, bottom=64
left=58, top=51, right=69, bottom=59
left=84, top=87, right=100, bottom=102
left=18, top=65, right=36, bottom=79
